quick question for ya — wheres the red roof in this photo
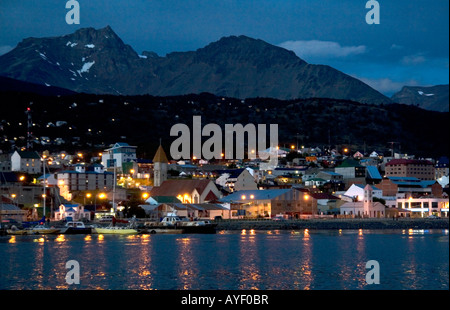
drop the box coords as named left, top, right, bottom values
left=386, top=159, right=433, bottom=166
left=204, top=190, right=218, bottom=202
left=150, top=179, right=213, bottom=197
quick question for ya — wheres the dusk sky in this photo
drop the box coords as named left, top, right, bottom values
left=0, top=0, right=448, bottom=96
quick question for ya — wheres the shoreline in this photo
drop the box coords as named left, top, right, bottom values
left=214, top=218, right=450, bottom=231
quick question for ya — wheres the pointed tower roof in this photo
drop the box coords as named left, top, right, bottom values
left=153, top=145, right=169, bottom=163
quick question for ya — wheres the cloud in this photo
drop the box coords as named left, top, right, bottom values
left=0, top=45, right=13, bottom=56
left=390, top=44, right=403, bottom=50
left=278, top=40, right=367, bottom=59
left=355, top=76, right=420, bottom=95
left=401, top=53, right=427, bottom=65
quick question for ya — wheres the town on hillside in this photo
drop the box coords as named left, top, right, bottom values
left=1, top=142, right=449, bottom=224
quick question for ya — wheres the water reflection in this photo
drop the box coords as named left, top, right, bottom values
left=297, top=230, right=313, bottom=290
left=176, top=237, right=198, bottom=290
left=238, top=231, right=261, bottom=289
left=1, top=230, right=448, bottom=290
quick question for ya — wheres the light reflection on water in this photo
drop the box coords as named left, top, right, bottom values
left=0, top=229, right=448, bottom=290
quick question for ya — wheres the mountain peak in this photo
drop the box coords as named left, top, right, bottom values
left=391, top=84, right=449, bottom=112
left=0, top=27, right=390, bottom=103
left=196, top=34, right=303, bottom=66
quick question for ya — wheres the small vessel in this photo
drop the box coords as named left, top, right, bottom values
left=6, top=225, right=28, bottom=235
left=94, top=216, right=138, bottom=235
left=95, top=226, right=139, bottom=235
left=60, top=221, right=92, bottom=234
left=30, top=224, right=60, bottom=235
left=143, top=214, right=217, bottom=234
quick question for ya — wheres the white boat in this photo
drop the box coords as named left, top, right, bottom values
left=95, top=226, right=138, bottom=235
left=143, top=214, right=217, bottom=234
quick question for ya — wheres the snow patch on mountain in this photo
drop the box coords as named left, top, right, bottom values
left=77, top=61, right=95, bottom=75
left=417, top=90, right=434, bottom=96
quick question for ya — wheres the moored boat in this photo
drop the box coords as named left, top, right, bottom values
left=94, top=226, right=138, bottom=235
left=93, top=216, right=138, bottom=234
left=60, top=221, right=92, bottom=234
left=6, top=225, right=29, bottom=235
left=143, top=215, right=217, bottom=234
left=30, top=224, right=60, bottom=235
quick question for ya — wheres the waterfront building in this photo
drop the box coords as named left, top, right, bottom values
left=343, top=183, right=383, bottom=202
left=396, top=195, right=449, bottom=218
left=150, top=179, right=222, bottom=204
left=340, top=185, right=386, bottom=218
left=219, top=188, right=317, bottom=219
left=54, top=203, right=91, bottom=221
left=0, top=202, right=28, bottom=222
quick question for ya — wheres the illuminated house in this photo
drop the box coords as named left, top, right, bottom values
left=149, top=179, right=222, bottom=204
left=340, top=185, right=386, bottom=218
left=343, top=184, right=383, bottom=202
left=215, top=168, right=257, bottom=192
left=10, top=150, right=42, bottom=174
left=219, top=189, right=317, bottom=219
left=54, top=203, right=91, bottom=221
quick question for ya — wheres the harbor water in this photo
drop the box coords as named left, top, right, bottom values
left=0, top=229, right=448, bottom=290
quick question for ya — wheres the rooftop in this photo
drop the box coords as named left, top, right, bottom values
left=386, top=159, right=433, bottom=166
left=153, top=145, right=169, bottom=163
left=219, top=189, right=292, bottom=202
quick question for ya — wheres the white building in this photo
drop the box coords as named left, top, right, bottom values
left=216, top=169, right=257, bottom=192
left=340, top=184, right=386, bottom=218
left=11, top=151, right=42, bottom=174
left=101, top=142, right=137, bottom=172
left=343, top=184, right=383, bottom=202
left=396, top=196, right=449, bottom=218
left=56, top=164, right=115, bottom=201
left=54, top=204, right=91, bottom=221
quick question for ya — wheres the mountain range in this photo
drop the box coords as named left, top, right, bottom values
left=0, top=80, right=448, bottom=159
left=391, top=85, right=449, bottom=112
left=0, top=26, right=391, bottom=104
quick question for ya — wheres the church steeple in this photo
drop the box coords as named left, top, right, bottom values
left=153, top=144, right=169, bottom=164
left=153, top=143, right=168, bottom=187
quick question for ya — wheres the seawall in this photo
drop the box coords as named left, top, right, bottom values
left=215, top=218, right=450, bottom=231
